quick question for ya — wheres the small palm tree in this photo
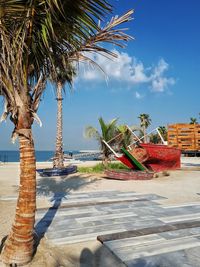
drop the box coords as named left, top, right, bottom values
left=158, top=126, right=167, bottom=141
left=85, top=117, right=119, bottom=165
left=138, top=113, right=152, bottom=143
left=190, top=117, right=198, bottom=124
left=117, top=125, right=140, bottom=148
left=149, top=126, right=167, bottom=144
left=149, top=133, right=160, bottom=144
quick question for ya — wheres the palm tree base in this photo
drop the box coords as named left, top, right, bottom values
left=0, top=237, right=34, bottom=266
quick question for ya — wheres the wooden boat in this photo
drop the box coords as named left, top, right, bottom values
left=37, top=165, right=77, bottom=177
left=115, top=154, right=136, bottom=169
left=128, top=143, right=181, bottom=172
left=103, top=126, right=181, bottom=173
left=104, top=169, right=154, bottom=180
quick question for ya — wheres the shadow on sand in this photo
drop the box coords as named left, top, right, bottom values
left=34, top=174, right=98, bottom=247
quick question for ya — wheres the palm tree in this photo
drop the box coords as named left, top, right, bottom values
left=138, top=113, right=152, bottom=143
left=52, top=11, right=133, bottom=169
left=0, top=1, right=133, bottom=265
left=158, top=126, right=167, bottom=141
left=85, top=117, right=119, bottom=165
left=190, top=117, right=198, bottom=124
left=149, top=133, right=160, bottom=144
left=52, top=67, right=75, bottom=169
left=117, top=125, right=140, bottom=148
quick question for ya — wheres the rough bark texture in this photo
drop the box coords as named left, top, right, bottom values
left=1, top=108, right=36, bottom=265
left=53, top=82, right=64, bottom=168
left=1, top=134, right=36, bottom=265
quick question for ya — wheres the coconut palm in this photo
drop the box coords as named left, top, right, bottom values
left=158, top=126, right=167, bottom=141
left=0, top=1, right=133, bottom=265
left=52, top=66, right=75, bottom=169
left=117, top=125, right=132, bottom=148
left=149, top=126, right=167, bottom=144
left=138, top=113, right=152, bottom=143
left=52, top=10, right=133, bottom=169
left=117, top=125, right=140, bottom=148
left=190, top=117, right=198, bottom=124
left=85, top=117, right=119, bottom=165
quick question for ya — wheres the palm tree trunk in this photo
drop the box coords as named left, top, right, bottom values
left=53, top=81, right=64, bottom=168
left=1, top=131, right=36, bottom=265
left=143, top=125, right=147, bottom=143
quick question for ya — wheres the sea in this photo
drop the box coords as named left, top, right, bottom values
left=0, top=150, right=88, bottom=163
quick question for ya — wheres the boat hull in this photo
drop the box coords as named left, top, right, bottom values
left=115, top=155, right=135, bottom=169
left=137, top=144, right=181, bottom=172
left=104, top=169, right=154, bottom=180
left=37, top=165, right=77, bottom=177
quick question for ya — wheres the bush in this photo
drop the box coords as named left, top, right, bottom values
left=78, top=162, right=129, bottom=173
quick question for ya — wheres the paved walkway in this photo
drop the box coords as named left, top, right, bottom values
left=35, top=190, right=200, bottom=267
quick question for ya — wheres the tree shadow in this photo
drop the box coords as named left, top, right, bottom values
left=79, top=245, right=126, bottom=267
left=79, top=246, right=162, bottom=267
left=34, top=174, right=98, bottom=249
left=0, top=236, right=7, bottom=254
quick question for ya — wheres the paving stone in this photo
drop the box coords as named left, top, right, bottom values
left=81, top=216, right=140, bottom=228
left=125, top=250, right=198, bottom=267
left=50, top=228, right=126, bottom=245
left=34, top=190, right=200, bottom=267
left=124, top=220, right=166, bottom=231
left=189, top=227, right=200, bottom=235
left=160, top=212, right=200, bottom=223
left=161, top=203, right=200, bottom=211
left=105, top=234, right=165, bottom=250
left=112, top=236, right=200, bottom=262
left=159, top=228, right=196, bottom=239
left=47, top=223, right=128, bottom=240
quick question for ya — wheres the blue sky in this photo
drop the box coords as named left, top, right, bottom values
left=1, top=0, right=200, bottom=150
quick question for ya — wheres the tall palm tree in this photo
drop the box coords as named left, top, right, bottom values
left=52, top=67, right=75, bottom=169
left=138, top=113, right=152, bottom=143
left=85, top=117, right=119, bottom=165
left=52, top=10, right=134, bottom=169
left=0, top=1, right=133, bottom=265
left=190, top=117, right=198, bottom=124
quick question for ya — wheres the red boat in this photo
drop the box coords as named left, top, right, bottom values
left=129, top=143, right=181, bottom=172
left=103, top=126, right=181, bottom=173
left=104, top=169, right=154, bottom=180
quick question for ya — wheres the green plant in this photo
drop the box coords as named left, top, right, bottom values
left=85, top=117, right=119, bottom=165
left=78, top=162, right=129, bottom=173
left=138, top=113, right=152, bottom=142
left=190, top=117, right=198, bottom=124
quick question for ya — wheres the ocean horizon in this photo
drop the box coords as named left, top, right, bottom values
left=0, top=150, right=81, bottom=163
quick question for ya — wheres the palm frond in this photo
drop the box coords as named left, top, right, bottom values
left=84, top=126, right=100, bottom=140
left=71, top=10, right=134, bottom=60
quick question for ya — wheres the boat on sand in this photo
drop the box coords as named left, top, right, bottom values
left=103, top=126, right=181, bottom=180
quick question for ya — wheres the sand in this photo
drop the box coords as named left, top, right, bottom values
left=0, top=158, right=200, bottom=266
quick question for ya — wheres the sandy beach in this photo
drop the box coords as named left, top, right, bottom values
left=0, top=157, right=200, bottom=266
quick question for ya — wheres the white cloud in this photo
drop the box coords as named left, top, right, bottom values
left=77, top=50, right=175, bottom=93
left=150, top=58, right=175, bottom=92
left=151, top=77, right=175, bottom=92
left=135, top=91, right=144, bottom=99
